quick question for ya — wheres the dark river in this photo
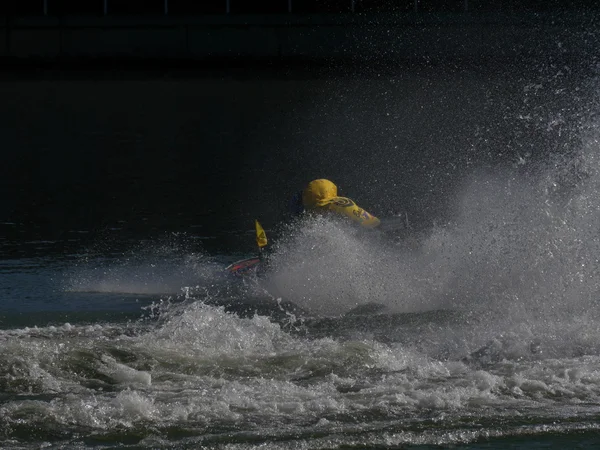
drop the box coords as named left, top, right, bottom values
left=2, top=60, right=600, bottom=448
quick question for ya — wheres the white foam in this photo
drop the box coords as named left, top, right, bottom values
left=65, top=242, right=222, bottom=295
left=98, top=355, right=151, bottom=386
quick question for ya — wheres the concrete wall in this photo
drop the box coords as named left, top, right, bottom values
left=0, top=13, right=598, bottom=62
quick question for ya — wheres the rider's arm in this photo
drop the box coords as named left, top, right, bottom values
left=324, top=197, right=381, bottom=229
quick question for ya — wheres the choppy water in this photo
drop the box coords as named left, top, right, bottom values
left=4, top=61, right=600, bottom=448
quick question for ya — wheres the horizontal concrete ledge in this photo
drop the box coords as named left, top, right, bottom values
left=1, top=12, right=598, bottom=63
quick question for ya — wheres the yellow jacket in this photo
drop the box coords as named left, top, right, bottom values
left=301, top=179, right=381, bottom=229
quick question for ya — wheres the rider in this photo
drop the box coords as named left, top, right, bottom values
left=241, top=179, right=379, bottom=277
left=289, top=179, right=380, bottom=229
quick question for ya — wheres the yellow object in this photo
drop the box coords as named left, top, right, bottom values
left=302, top=179, right=380, bottom=229
left=322, top=197, right=381, bottom=228
left=255, top=220, right=268, bottom=248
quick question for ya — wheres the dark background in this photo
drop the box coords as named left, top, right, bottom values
left=2, top=0, right=600, bottom=15
left=0, top=61, right=590, bottom=252
left=1, top=0, right=596, bottom=255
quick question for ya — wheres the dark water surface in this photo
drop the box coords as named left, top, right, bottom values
left=2, top=63, right=600, bottom=448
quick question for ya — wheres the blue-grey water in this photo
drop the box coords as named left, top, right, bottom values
left=3, top=62, right=600, bottom=448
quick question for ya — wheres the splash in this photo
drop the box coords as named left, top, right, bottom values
left=65, top=236, right=223, bottom=295
left=260, top=93, right=600, bottom=363
left=263, top=217, right=420, bottom=316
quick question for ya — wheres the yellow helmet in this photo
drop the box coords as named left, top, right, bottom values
left=302, top=179, right=338, bottom=208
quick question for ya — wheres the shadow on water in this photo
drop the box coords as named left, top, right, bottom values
left=0, top=305, right=157, bottom=331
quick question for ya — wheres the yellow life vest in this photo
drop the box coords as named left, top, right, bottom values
left=301, top=179, right=380, bottom=229
left=312, top=196, right=381, bottom=229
